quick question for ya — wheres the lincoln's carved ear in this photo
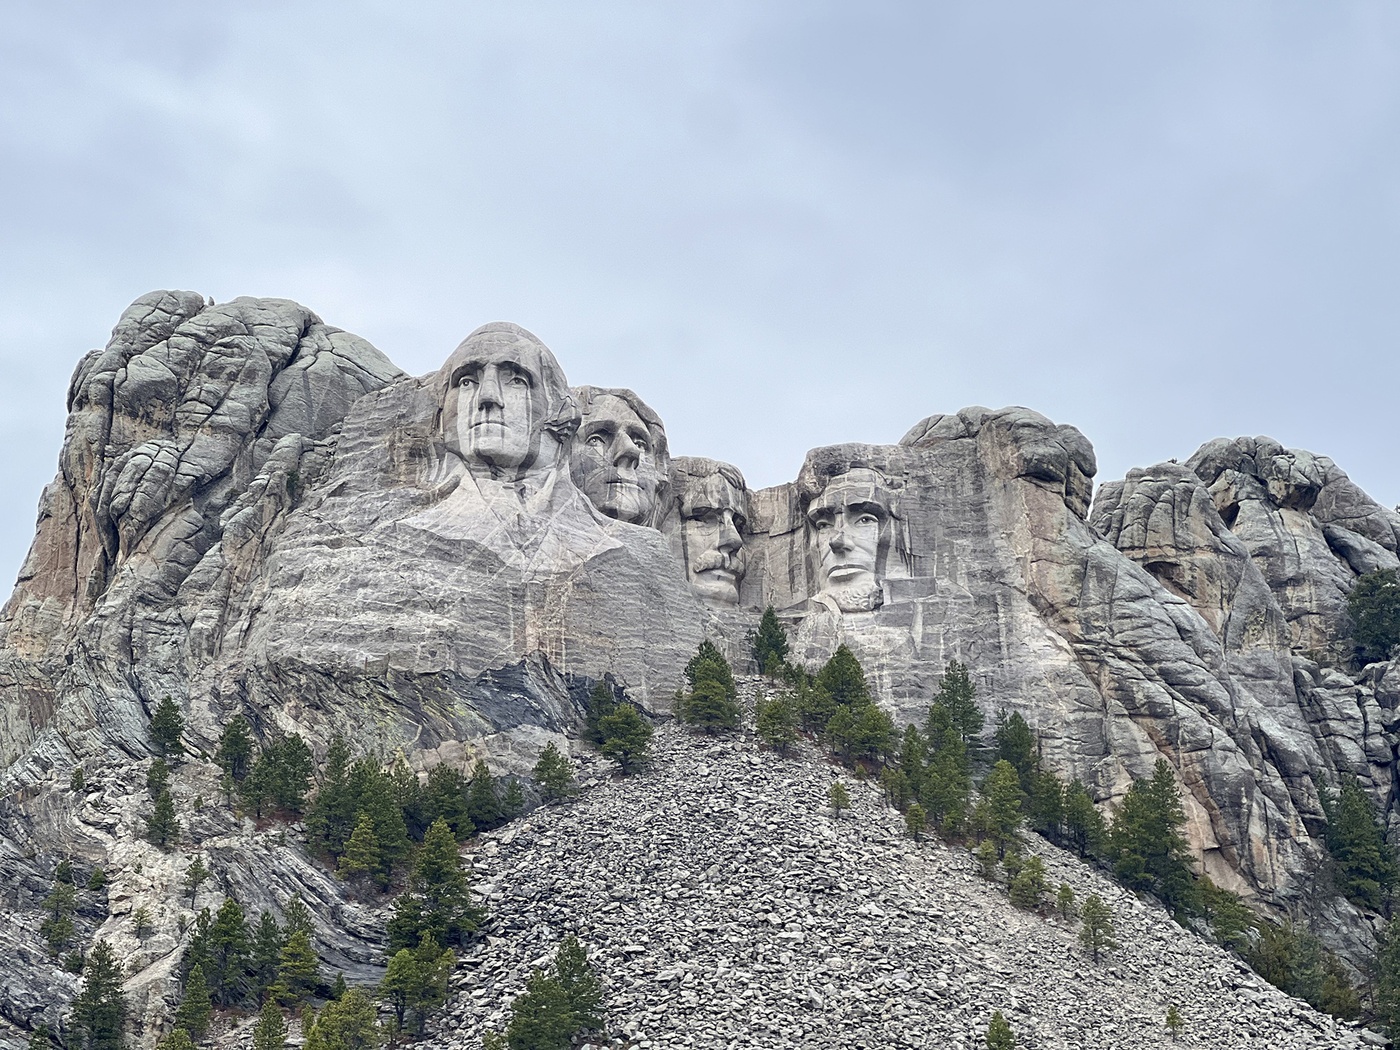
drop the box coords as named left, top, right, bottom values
left=542, top=394, right=581, bottom=443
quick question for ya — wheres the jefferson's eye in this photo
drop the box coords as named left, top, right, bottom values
left=813, top=519, right=832, bottom=531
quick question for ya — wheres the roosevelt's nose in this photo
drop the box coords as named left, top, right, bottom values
left=718, top=512, right=741, bottom=553
left=613, top=430, right=641, bottom=469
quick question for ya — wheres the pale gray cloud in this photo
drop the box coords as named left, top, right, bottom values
left=2, top=1, right=1399, bottom=586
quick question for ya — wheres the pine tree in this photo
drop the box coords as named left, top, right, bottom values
left=597, top=704, right=653, bottom=774
left=1079, top=894, right=1117, bottom=962
left=267, top=735, right=315, bottom=814
left=70, top=766, right=86, bottom=792
left=1056, top=883, right=1076, bottom=920
left=504, top=969, right=575, bottom=1050
left=131, top=906, right=153, bottom=939
left=994, top=710, right=1036, bottom=791
left=41, top=878, right=77, bottom=956
left=751, top=606, right=790, bottom=675
left=754, top=694, right=799, bottom=755
left=1198, top=877, right=1254, bottom=953
left=281, top=894, right=316, bottom=942
left=1348, top=568, right=1400, bottom=663
left=155, top=1031, right=194, bottom=1050
left=207, top=896, right=252, bottom=1006
left=466, top=760, right=504, bottom=832
left=553, top=935, right=602, bottom=1032
left=680, top=677, right=742, bottom=734
left=216, top=717, right=255, bottom=779
left=330, top=972, right=348, bottom=1000
left=1110, top=759, right=1196, bottom=914
left=303, top=988, right=380, bottom=1050
left=151, top=696, right=185, bottom=758
left=379, top=935, right=453, bottom=1036
left=87, top=868, right=106, bottom=892
left=905, top=803, right=928, bottom=842
left=985, top=1010, right=1016, bottom=1050
left=184, top=856, right=210, bottom=905
left=346, top=759, right=412, bottom=877
left=582, top=681, right=619, bottom=748
left=1165, top=1005, right=1184, bottom=1041
left=502, top=778, right=525, bottom=819
left=897, top=724, right=927, bottom=798
left=978, top=760, right=1024, bottom=859
left=933, top=660, right=983, bottom=747
left=921, top=704, right=972, bottom=835
left=147, top=759, right=171, bottom=797
left=1008, top=855, right=1047, bottom=910
left=828, top=781, right=850, bottom=817
left=273, top=929, right=321, bottom=1007
left=339, top=812, right=382, bottom=886
left=421, top=763, right=471, bottom=838
left=1320, top=775, right=1398, bottom=910
left=975, top=840, right=999, bottom=880
left=387, top=817, right=485, bottom=951
left=147, top=789, right=180, bottom=849
left=306, top=737, right=356, bottom=854
left=1027, top=769, right=1065, bottom=843
left=71, top=940, right=125, bottom=1050
left=1063, top=780, right=1105, bottom=858
left=252, top=1000, right=288, bottom=1050
left=390, top=754, right=427, bottom=839
left=532, top=743, right=577, bottom=801
left=250, top=910, right=284, bottom=1003
left=881, top=768, right=912, bottom=811
left=174, top=964, right=212, bottom=1040
left=816, top=645, right=871, bottom=708
left=1375, top=915, right=1400, bottom=1033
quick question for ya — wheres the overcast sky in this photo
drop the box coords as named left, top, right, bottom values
left=3, top=2, right=1399, bottom=587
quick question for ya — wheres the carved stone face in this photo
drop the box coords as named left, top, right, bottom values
left=572, top=393, right=664, bottom=525
left=807, top=470, right=892, bottom=613
left=679, top=471, right=748, bottom=604
left=439, top=325, right=571, bottom=480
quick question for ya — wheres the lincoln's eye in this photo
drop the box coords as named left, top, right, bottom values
left=856, top=513, right=880, bottom=527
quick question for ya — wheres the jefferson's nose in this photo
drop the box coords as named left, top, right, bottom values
left=613, top=431, right=641, bottom=469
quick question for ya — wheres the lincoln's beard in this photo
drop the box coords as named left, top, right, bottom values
left=825, top=579, right=883, bottom=613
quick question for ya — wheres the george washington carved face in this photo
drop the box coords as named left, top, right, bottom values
left=438, top=323, right=576, bottom=480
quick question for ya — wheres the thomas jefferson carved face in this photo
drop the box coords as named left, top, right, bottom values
left=676, top=463, right=749, bottom=604
left=570, top=388, right=668, bottom=526
left=806, top=469, right=893, bottom=613
left=439, top=324, right=574, bottom=480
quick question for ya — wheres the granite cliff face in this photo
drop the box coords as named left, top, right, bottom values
left=0, top=292, right=1397, bottom=1041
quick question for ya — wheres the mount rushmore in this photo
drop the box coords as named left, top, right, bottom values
left=1, top=289, right=1399, bottom=1028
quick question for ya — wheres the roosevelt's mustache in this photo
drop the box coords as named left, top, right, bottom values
left=693, top=549, right=742, bottom=573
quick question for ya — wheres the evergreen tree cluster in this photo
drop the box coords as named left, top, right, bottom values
left=678, top=641, right=741, bottom=734
left=1347, top=568, right=1400, bottom=664
left=1319, top=775, right=1399, bottom=911
left=749, top=606, right=790, bottom=676
left=181, top=895, right=322, bottom=1010
left=484, top=935, right=603, bottom=1050
left=583, top=681, right=653, bottom=774
left=789, top=645, right=895, bottom=764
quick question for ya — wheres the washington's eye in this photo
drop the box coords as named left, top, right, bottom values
left=457, top=373, right=477, bottom=388
left=508, top=374, right=529, bottom=387
left=586, top=432, right=609, bottom=447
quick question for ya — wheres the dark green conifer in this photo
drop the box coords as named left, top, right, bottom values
left=184, top=856, right=210, bottom=905
left=1079, top=894, right=1117, bottom=962
left=597, top=704, right=653, bottom=774
left=173, top=963, right=212, bottom=1040
left=466, top=760, right=504, bottom=832
left=1347, top=568, right=1400, bottom=663
left=933, top=660, right=983, bottom=747
left=250, top=910, right=284, bottom=1003
left=532, top=743, right=577, bottom=801
left=977, top=760, right=1024, bottom=858
left=754, top=693, right=799, bottom=755
left=339, top=811, right=382, bottom=886
left=387, top=817, right=485, bottom=951
left=1063, top=780, right=1105, bottom=858
left=985, top=1010, right=1015, bottom=1050
left=147, top=789, right=180, bottom=849
left=252, top=1000, right=288, bottom=1050
left=1109, top=759, right=1196, bottom=915
left=994, top=710, right=1037, bottom=791
left=582, top=681, right=618, bottom=747
left=273, top=929, right=321, bottom=1007
left=151, top=696, right=184, bottom=758
left=216, top=716, right=255, bottom=781
left=751, top=606, right=790, bottom=675
left=1320, top=775, right=1398, bottom=910
left=71, top=940, right=125, bottom=1050
left=207, top=896, right=252, bottom=1006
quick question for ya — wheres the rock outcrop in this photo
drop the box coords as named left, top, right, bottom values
left=1, top=293, right=1399, bottom=1043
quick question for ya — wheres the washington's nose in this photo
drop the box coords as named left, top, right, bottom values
left=477, top=367, right=504, bottom=409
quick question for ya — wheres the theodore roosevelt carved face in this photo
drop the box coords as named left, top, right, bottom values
left=805, top=467, right=896, bottom=613
left=672, top=457, right=749, bottom=604
left=439, top=323, right=576, bottom=480
left=570, top=387, right=669, bottom=527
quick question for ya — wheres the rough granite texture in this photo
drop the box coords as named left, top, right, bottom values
left=1, top=293, right=1399, bottom=1043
